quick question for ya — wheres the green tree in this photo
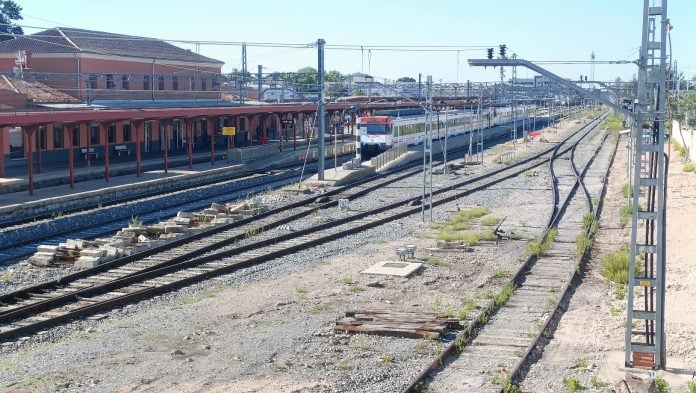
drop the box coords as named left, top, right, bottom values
left=397, top=76, right=416, bottom=83
left=0, top=0, right=22, bottom=41
left=295, top=66, right=318, bottom=92
left=224, top=68, right=252, bottom=83
left=325, top=70, right=345, bottom=83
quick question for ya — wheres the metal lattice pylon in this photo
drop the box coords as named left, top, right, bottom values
left=625, top=0, right=668, bottom=370
left=422, top=75, right=433, bottom=221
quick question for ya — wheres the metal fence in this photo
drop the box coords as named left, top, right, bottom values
left=370, top=143, right=408, bottom=170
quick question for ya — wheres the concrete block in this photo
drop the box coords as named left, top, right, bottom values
left=27, top=255, right=53, bottom=267
left=226, top=203, right=245, bottom=213
left=173, top=217, right=192, bottom=226
left=137, top=234, right=148, bottom=243
left=203, top=208, right=219, bottom=215
left=164, top=225, right=184, bottom=234
left=74, top=256, right=101, bottom=269
left=177, top=211, right=194, bottom=218
left=80, top=249, right=106, bottom=258
left=212, top=218, right=234, bottom=225
left=65, top=239, right=84, bottom=249
left=108, top=238, right=131, bottom=248
left=36, top=245, right=58, bottom=253
left=211, top=202, right=226, bottom=211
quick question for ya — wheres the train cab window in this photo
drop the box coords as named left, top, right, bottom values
left=364, top=124, right=388, bottom=134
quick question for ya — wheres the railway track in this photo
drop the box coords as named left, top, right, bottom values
left=0, top=164, right=328, bottom=263
left=0, top=114, right=593, bottom=344
left=0, top=121, right=524, bottom=264
left=404, top=113, right=615, bottom=392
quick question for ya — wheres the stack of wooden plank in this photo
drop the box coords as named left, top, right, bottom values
left=334, top=309, right=461, bottom=339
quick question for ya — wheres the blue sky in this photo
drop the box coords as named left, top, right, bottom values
left=18, top=0, right=696, bottom=84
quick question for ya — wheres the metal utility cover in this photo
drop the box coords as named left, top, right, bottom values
left=362, top=261, right=423, bottom=277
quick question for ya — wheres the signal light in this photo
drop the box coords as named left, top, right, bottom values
left=487, top=48, right=494, bottom=60
left=499, top=44, right=507, bottom=59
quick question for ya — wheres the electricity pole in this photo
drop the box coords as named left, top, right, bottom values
left=422, top=75, right=433, bottom=222
left=317, top=38, right=326, bottom=180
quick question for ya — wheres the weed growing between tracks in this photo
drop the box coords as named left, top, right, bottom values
left=524, top=227, right=558, bottom=257
left=601, top=114, right=625, bottom=133
left=576, top=213, right=600, bottom=255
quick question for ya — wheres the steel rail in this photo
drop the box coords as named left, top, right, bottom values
left=0, top=115, right=589, bottom=342
left=401, top=112, right=609, bottom=392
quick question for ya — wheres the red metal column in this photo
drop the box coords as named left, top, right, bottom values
left=68, top=124, right=74, bottom=188
left=0, top=126, right=6, bottom=178
left=163, top=120, right=169, bottom=173
left=26, top=126, right=34, bottom=195
left=101, top=123, right=110, bottom=182
left=186, top=118, right=192, bottom=169
left=208, top=117, right=215, bottom=166
left=134, top=120, right=143, bottom=177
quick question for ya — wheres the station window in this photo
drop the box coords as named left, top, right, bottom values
left=72, top=126, right=79, bottom=147
left=123, top=122, right=131, bottom=142
left=90, top=124, right=100, bottom=145
left=36, top=127, right=47, bottom=150
left=189, top=76, right=195, bottom=91
left=122, top=75, right=130, bottom=90
left=53, top=125, right=64, bottom=149
left=212, top=77, right=220, bottom=91
left=108, top=123, right=115, bottom=143
left=143, top=75, right=150, bottom=91
left=158, top=75, right=165, bottom=90
left=106, top=74, right=115, bottom=89
left=201, top=78, right=206, bottom=92
left=172, top=76, right=178, bottom=90
left=87, top=74, right=97, bottom=89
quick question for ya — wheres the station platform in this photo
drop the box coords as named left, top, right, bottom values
left=0, top=141, right=356, bottom=219
left=303, top=164, right=376, bottom=187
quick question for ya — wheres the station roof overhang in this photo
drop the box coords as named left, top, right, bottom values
left=0, top=101, right=425, bottom=128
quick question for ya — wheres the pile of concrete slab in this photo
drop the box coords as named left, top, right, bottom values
left=26, top=199, right=267, bottom=269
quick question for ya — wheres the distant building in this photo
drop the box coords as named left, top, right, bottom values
left=0, top=28, right=224, bottom=104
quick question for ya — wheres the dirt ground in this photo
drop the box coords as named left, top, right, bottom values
left=520, top=135, right=696, bottom=392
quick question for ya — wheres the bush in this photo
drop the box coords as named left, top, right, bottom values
left=687, top=380, right=696, bottom=393
left=601, top=246, right=643, bottom=284
left=563, top=375, right=582, bottom=392
left=654, top=375, right=669, bottom=393
left=622, top=183, right=634, bottom=198
left=683, top=162, right=696, bottom=172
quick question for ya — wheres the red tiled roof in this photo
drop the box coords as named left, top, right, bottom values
left=0, top=28, right=224, bottom=64
left=0, top=75, right=80, bottom=103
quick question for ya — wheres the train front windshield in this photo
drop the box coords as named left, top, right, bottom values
left=363, top=124, right=391, bottom=135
